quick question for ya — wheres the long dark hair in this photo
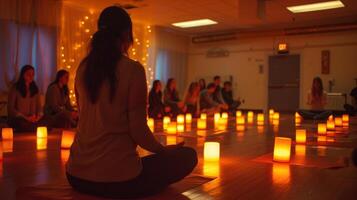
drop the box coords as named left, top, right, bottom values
left=312, top=76, right=323, bottom=98
left=51, top=70, right=69, bottom=96
left=150, top=80, right=162, bottom=95
left=198, top=78, right=206, bottom=90
left=83, top=6, right=133, bottom=104
left=15, top=65, right=39, bottom=98
left=166, top=78, right=176, bottom=93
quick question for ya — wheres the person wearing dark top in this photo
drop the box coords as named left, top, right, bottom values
left=44, top=70, right=78, bottom=128
left=7, top=65, right=49, bottom=132
left=163, top=78, right=186, bottom=116
left=200, top=83, right=227, bottom=114
left=148, top=80, right=171, bottom=119
left=344, top=87, right=357, bottom=116
left=212, top=75, right=225, bottom=104
left=198, top=78, right=206, bottom=91
left=221, top=81, right=241, bottom=112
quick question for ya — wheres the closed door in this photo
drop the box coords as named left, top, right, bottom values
left=268, top=55, right=300, bottom=112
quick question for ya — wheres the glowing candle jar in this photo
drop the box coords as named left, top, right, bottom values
left=200, top=113, right=207, bottom=120
left=273, top=113, right=280, bottom=120
left=334, top=117, right=342, bottom=127
left=257, top=113, right=264, bottom=125
left=295, top=129, right=306, bottom=144
left=1, top=128, right=13, bottom=140
left=342, top=114, right=349, bottom=123
left=317, top=123, right=327, bottom=135
left=221, top=112, right=228, bottom=119
left=273, top=137, right=292, bottom=162
left=185, top=113, right=192, bottom=124
left=326, top=120, right=335, bottom=130
left=36, top=127, right=48, bottom=138
left=269, top=109, right=274, bottom=118
left=167, top=122, right=177, bottom=134
left=37, top=138, right=47, bottom=150
left=177, top=124, right=185, bottom=132
left=163, top=116, right=171, bottom=130
left=247, top=111, right=254, bottom=118
left=214, top=113, right=221, bottom=125
left=236, top=116, right=245, bottom=125
left=177, top=114, right=185, bottom=124
left=147, top=118, right=154, bottom=132
left=204, top=142, right=220, bottom=162
left=61, top=130, right=75, bottom=149
left=236, top=110, right=242, bottom=117
left=197, top=119, right=207, bottom=130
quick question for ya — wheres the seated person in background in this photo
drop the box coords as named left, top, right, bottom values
left=212, top=75, right=226, bottom=104
left=7, top=65, right=48, bottom=132
left=221, top=81, right=241, bottom=112
left=298, top=76, right=331, bottom=120
left=148, top=80, right=171, bottom=119
left=198, top=78, right=206, bottom=91
left=44, top=70, right=78, bottom=128
left=184, top=82, right=200, bottom=117
left=200, top=83, right=228, bottom=114
left=66, top=6, right=197, bottom=199
left=344, top=86, right=357, bottom=116
left=163, top=78, right=186, bottom=116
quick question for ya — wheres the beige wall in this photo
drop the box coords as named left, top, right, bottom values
left=187, top=30, right=357, bottom=111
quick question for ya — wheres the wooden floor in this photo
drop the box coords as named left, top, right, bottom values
left=1, top=114, right=357, bottom=200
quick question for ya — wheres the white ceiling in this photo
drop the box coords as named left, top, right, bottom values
left=65, top=0, right=357, bottom=35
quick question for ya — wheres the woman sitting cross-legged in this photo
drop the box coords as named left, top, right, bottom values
left=66, top=6, right=197, bottom=199
left=44, top=70, right=78, bottom=128
left=163, top=78, right=187, bottom=117
left=7, top=65, right=49, bottom=132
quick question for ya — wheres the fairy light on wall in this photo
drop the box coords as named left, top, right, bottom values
left=59, top=5, right=155, bottom=106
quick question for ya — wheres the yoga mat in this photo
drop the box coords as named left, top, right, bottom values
left=16, top=175, right=215, bottom=200
left=252, top=152, right=348, bottom=169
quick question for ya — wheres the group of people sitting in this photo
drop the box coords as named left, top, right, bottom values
left=7, top=65, right=78, bottom=132
left=148, top=76, right=242, bottom=119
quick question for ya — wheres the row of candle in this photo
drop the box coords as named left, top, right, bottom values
left=1, top=127, right=75, bottom=151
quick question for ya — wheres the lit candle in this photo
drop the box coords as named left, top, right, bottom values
left=217, top=118, right=227, bottom=130
left=167, top=122, right=177, bottom=134
left=295, top=112, right=302, bottom=125
left=247, top=116, right=254, bottom=124
left=342, top=114, right=349, bottom=123
left=236, top=116, right=245, bottom=125
left=36, top=127, right=48, bottom=138
left=214, top=113, right=221, bottom=124
left=257, top=113, right=264, bottom=125
left=334, top=117, right=342, bottom=127
left=273, top=113, right=280, bottom=120
left=273, top=137, right=292, bottom=162
left=185, top=113, right=192, bottom=123
left=204, top=142, right=220, bottom=162
left=177, top=114, right=185, bottom=124
left=177, top=124, right=185, bottom=132
left=147, top=118, right=154, bottom=132
left=1, top=128, right=13, bottom=140
left=247, top=111, right=254, bottom=118
left=328, top=115, right=334, bottom=121
left=197, top=119, right=207, bottom=129
left=295, top=129, right=306, bottom=144
left=163, top=116, right=171, bottom=130
left=236, top=110, right=242, bottom=117
left=221, top=112, right=228, bottom=119
left=317, top=123, right=327, bottom=135
left=200, top=113, right=207, bottom=120
left=269, top=109, right=274, bottom=118
left=61, top=130, right=75, bottom=149
left=326, top=120, right=335, bottom=130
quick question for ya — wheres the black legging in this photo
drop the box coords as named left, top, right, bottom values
left=67, top=146, right=197, bottom=199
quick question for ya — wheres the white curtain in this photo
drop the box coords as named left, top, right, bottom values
left=0, top=0, right=60, bottom=94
